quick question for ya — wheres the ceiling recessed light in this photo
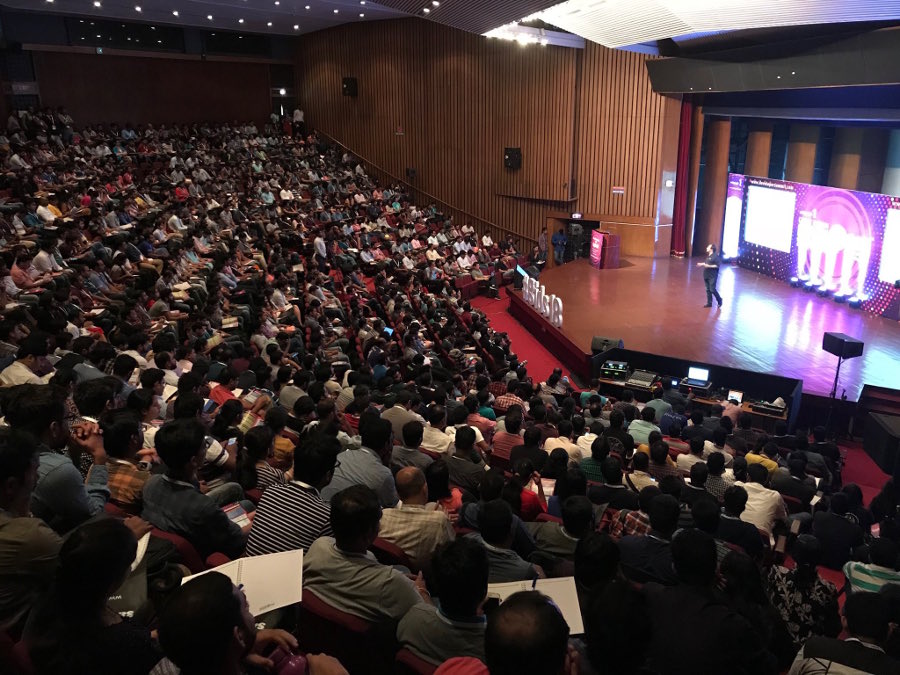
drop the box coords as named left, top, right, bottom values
left=150, top=25, right=155, bottom=29
left=423, top=7, right=430, bottom=13
left=207, top=14, right=213, bottom=20
left=127, top=37, right=132, bottom=40
left=432, top=0, right=439, bottom=5
left=359, top=12, right=364, bottom=16
left=96, top=34, right=101, bottom=38
left=267, top=21, right=272, bottom=26
left=334, top=8, right=339, bottom=13
left=305, top=5, right=310, bottom=9
left=80, top=37, right=85, bottom=40
left=279, top=88, right=287, bottom=95
left=157, top=40, right=162, bottom=43
left=776, top=75, right=781, bottom=79
left=791, top=71, right=796, bottom=75
left=238, top=36, right=243, bottom=39
left=238, top=18, right=244, bottom=23
left=172, top=10, right=179, bottom=16
left=275, top=0, right=280, bottom=4
left=360, top=1, right=365, bottom=4
left=46, top=0, right=53, bottom=3
left=93, top=1, right=101, bottom=6
left=293, top=24, right=299, bottom=29
left=134, top=4, right=141, bottom=11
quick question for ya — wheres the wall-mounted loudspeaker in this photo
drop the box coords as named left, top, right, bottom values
left=504, top=147, right=522, bottom=170
left=342, top=77, right=358, bottom=97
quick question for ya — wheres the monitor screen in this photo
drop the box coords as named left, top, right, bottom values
left=727, top=389, right=744, bottom=403
left=516, top=265, right=529, bottom=278
left=603, top=361, right=628, bottom=372
left=687, top=366, right=709, bottom=382
left=744, top=184, right=796, bottom=253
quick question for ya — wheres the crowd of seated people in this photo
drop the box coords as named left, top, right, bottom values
left=0, top=108, right=897, bottom=675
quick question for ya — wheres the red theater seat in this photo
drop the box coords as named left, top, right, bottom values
left=395, top=648, right=438, bottom=675
left=370, top=537, right=417, bottom=573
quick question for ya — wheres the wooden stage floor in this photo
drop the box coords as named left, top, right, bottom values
left=530, top=257, right=900, bottom=400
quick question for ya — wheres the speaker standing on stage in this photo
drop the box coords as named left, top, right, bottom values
left=698, top=244, right=723, bottom=308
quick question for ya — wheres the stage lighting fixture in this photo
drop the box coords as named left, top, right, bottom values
left=816, top=285, right=831, bottom=297
left=833, top=293, right=848, bottom=303
left=803, top=280, right=817, bottom=292
left=895, top=279, right=900, bottom=289
left=848, top=296, right=863, bottom=309
left=789, top=277, right=801, bottom=287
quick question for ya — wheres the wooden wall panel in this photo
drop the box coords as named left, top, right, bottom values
left=296, top=19, right=675, bottom=246
left=32, top=51, right=272, bottom=126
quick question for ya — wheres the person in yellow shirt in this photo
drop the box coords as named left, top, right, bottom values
left=744, top=441, right=782, bottom=478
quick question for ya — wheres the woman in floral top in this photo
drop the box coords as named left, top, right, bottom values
left=766, top=534, right=842, bottom=650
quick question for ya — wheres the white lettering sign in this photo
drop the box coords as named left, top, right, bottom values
left=523, top=276, right=563, bottom=328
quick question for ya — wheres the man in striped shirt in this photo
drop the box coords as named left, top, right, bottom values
left=843, top=537, right=900, bottom=593
left=245, top=433, right=340, bottom=556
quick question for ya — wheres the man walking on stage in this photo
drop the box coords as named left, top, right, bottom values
left=698, top=243, right=723, bottom=308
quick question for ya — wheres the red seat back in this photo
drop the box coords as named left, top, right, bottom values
left=536, top=513, right=563, bottom=524
left=395, top=648, right=437, bottom=675
left=370, top=537, right=417, bottom=573
left=150, top=528, right=205, bottom=573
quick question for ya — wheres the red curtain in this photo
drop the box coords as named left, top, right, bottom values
left=671, top=97, right=693, bottom=256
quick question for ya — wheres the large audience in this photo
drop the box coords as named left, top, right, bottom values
left=0, top=107, right=898, bottom=675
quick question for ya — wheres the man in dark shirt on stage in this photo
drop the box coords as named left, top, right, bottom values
left=697, top=243, right=723, bottom=308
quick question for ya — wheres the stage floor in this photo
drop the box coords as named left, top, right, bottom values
left=532, top=258, right=900, bottom=400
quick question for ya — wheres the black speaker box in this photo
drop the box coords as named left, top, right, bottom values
left=405, top=167, right=416, bottom=180
left=591, top=336, right=624, bottom=354
left=504, top=147, right=521, bottom=170
left=342, top=77, right=358, bottom=97
left=822, top=332, right=864, bottom=359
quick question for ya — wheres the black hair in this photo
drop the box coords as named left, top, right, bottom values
left=432, top=538, right=489, bottom=618
left=99, top=408, right=142, bottom=459
left=330, top=485, right=382, bottom=550
left=4, top=384, right=66, bottom=436
left=0, top=427, right=39, bottom=485
left=155, top=418, right=206, bottom=470
left=74, top=378, right=119, bottom=417
left=480, top=499, right=514, bottom=546
left=485, top=591, right=570, bottom=675
left=672, top=527, right=717, bottom=585
left=844, top=591, right=892, bottom=643
left=402, top=420, right=424, bottom=448
left=561, top=495, right=594, bottom=537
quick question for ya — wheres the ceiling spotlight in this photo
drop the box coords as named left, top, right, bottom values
left=275, top=0, right=280, bottom=4
left=305, top=5, right=310, bottom=9
left=207, top=14, right=213, bottom=20
left=279, top=88, right=287, bottom=95
left=172, top=10, right=179, bottom=17
left=238, top=18, right=244, bottom=23
left=93, top=1, right=101, bottom=6
left=359, top=12, right=364, bottom=16
left=267, top=21, right=273, bottom=26
left=423, top=7, right=430, bottom=13
left=432, top=0, right=439, bottom=5
left=80, top=37, right=85, bottom=40
left=334, top=8, right=339, bottom=12
left=96, top=34, right=101, bottom=38
left=157, top=39, right=162, bottom=43
left=46, top=0, right=54, bottom=3
left=360, top=0, right=366, bottom=4
left=293, top=24, right=299, bottom=29
left=134, top=5, right=141, bottom=11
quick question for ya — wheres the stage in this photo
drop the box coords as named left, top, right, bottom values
left=508, top=257, right=900, bottom=400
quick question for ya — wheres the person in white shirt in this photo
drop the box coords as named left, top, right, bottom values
left=736, top=464, right=787, bottom=536
left=0, top=334, right=49, bottom=386
left=33, top=240, right=64, bottom=275
left=35, top=199, right=56, bottom=224
left=482, top=232, right=494, bottom=248
left=457, top=253, right=471, bottom=270
left=676, top=437, right=706, bottom=472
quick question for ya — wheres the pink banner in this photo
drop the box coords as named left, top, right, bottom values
left=590, top=229, right=604, bottom=268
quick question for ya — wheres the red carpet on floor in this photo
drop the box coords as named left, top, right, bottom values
left=474, top=293, right=892, bottom=500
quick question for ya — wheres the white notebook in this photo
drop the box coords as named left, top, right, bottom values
left=182, top=549, right=303, bottom=617
left=487, top=576, right=583, bottom=635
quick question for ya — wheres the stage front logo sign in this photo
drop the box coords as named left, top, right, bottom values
left=523, top=276, right=563, bottom=328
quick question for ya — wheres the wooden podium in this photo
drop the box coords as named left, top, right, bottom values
left=589, top=230, right=620, bottom=269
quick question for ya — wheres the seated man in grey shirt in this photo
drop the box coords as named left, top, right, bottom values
left=466, top=499, right=543, bottom=583
left=391, top=420, right=433, bottom=473
left=397, top=538, right=488, bottom=665
left=321, top=414, right=399, bottom=507
left=304, top=485, right=429, bottom=622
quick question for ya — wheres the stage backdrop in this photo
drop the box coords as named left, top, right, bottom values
left=721, top=173, right=900, bottom=319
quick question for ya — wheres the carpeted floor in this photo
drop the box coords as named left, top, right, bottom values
left=473, top=293, right=891, bottom=500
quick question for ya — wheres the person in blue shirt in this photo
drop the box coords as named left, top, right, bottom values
left=551, top=227, right=568, bottom=265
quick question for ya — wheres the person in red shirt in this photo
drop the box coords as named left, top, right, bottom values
left=509, top=459, right=547, bottom=522
left=209, top=368, right=271, bottom=415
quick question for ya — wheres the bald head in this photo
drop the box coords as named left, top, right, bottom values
left=395, top=466, right=427, bottom=504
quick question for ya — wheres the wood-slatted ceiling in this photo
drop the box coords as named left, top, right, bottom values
left=373, top=0, right=563, bottom=35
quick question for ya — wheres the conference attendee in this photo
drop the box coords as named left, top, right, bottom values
left=610, top=485, right=660, bottom=539
left=421, top=404, right=454, bottom=455
left=0, top=334, right=51, bottom=386
left=701, top=404, right=725, bottom=433
left=509, top=426, right=548, bottom=474
left=629, top=406, right=660, bottom=446
left=543, top=419, right=582, bottom=463
left=625, top=450, right=657, bottom=493
left=141, top=418, right=248, bottom=559
left=644, top=387, right=673, bottom=425
left=771, top=454, right=817, bottom=508
left=787, top=591, right=897, bottom=675
left=24, top=518, right=164, bottom=675
left=703, top=427, right=735, bottom=466
left=588, top=457, right=640, bottom=510
left=321, top=413, right=398, bottom=507
left=0, top=427, right=63, bottom=634
left=391, top=420, right=433, bottom=472
left=812, top=492, right=866, bottom=570
left=681, top=463, right=715, bottom=508
left=703, top=451, right=733, bottom=502
left=646, top=528, right=775, bottom=675
left=100, top=408, right=151, bottom=512
left=843, top=537, right=900, bottom=594
left=648, top=440, right=680, bottom=481
left=447, top=425, right=487, bottom=496
left=491, top=410, right=524, bottom=460
left=528, top=404, right=559, bottom=445
left=718, top=485, right=765, bottom=559
left=737, top=463, right=787, bottom=537
left=396, top=538, right=488, bottom=664
left=767, top=534, right=841, bottom=651
left=690, top=498, right=732, bottom=563
left=303, top=485, right=429, bottom=621
left=551, top=227, right=567, bottom=265
left=617, top=494, right=680, bottom=584
left=680, top=410, right=712, bottom=443
left=602, top=409, right=635, bottom=457
left=676, top=437, right=706, bottom=472
left=458, top=471, right=535, bottom=561
left=732, top=412, right=763, bottom=450
left=467, top=499, right=543, bottom=582
left=158, top=572, right=334, bottom=675
left=379, top=467, right=454, bottom=567
left=746, top=441, right=783, bottom=478
left=245, top=432, right=339, bottom=556
left=5, top=384, right=109, bottom=533
left=697, top=242, right=723, bottom=308
left=526, top=495, right=593, bottom=560
left=574, top=417, right=600, bottom=457
left=382, top=390, right=423, bottom=441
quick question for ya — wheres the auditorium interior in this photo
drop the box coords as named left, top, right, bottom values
left=2, top=1, right=900, bottom=674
